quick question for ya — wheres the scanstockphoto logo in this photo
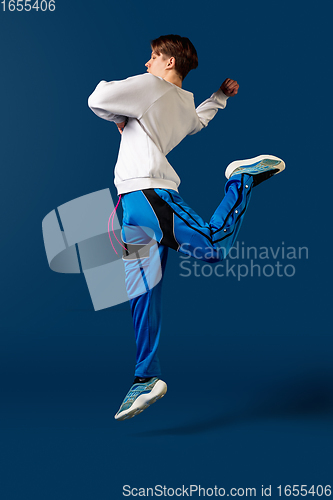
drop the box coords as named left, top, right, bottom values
left=179, top=241, right=308, bottom=281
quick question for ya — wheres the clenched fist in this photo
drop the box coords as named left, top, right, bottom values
left=220, top=78, right=239, bottom=97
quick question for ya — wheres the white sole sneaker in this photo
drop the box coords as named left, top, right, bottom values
left=114, top=379, right=167, bottom=421
left=225, top=154, right=285, bottom=180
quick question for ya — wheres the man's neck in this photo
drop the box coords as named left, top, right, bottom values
left=163, top=74, right=183, bottom=89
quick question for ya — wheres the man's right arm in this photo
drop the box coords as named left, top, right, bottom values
left=88, top=73, right=163, bottom=123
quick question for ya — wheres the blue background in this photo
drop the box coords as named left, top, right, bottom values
left=1, top=0, right=332, bottom=498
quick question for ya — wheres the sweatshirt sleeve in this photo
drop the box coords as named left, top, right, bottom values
left=88, top=73, right=165, bottom=123
left=189, top=89, right=228, bottom=135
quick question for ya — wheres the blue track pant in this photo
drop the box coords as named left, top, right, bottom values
left=121, top=173, right=253, bottom=378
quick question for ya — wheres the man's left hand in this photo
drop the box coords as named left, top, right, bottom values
left=220, top=78, right=239, bottom=97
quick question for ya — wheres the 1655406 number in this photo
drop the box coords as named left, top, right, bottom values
left=277, top=485, right=332, bottom=497
left=1, top=0, right=55, bottom=11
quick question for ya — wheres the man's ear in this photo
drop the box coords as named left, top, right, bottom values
left=166, top=56, right=176, bottom=69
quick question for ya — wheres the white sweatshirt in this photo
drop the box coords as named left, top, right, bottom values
left=88, top=73, right=228, bottom=195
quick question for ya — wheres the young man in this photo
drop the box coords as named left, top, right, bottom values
left=88, top=34, right=285, bottom=421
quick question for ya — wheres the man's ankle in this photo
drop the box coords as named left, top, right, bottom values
left=133, top=376, right=154, bottom=384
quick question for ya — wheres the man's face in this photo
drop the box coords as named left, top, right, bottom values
left=145, top=51, right=169, bottom=77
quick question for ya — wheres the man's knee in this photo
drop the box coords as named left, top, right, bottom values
left=195, top=245, right=227, bottom=263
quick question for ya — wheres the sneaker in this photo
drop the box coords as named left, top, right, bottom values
left=114, top=377, right=167, bottom=421
left=225, top=154, right=285, bottom=186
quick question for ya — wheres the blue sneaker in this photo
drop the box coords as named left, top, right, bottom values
left=225, top=155, right=285, bottom=186
left=114, top=377, right=167, bottom=421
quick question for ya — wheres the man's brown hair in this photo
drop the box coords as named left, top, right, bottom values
left=150, top=34, right=198, bottom=81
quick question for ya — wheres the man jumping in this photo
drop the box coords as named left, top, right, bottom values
left=88, top=34, right=285, bottom=420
